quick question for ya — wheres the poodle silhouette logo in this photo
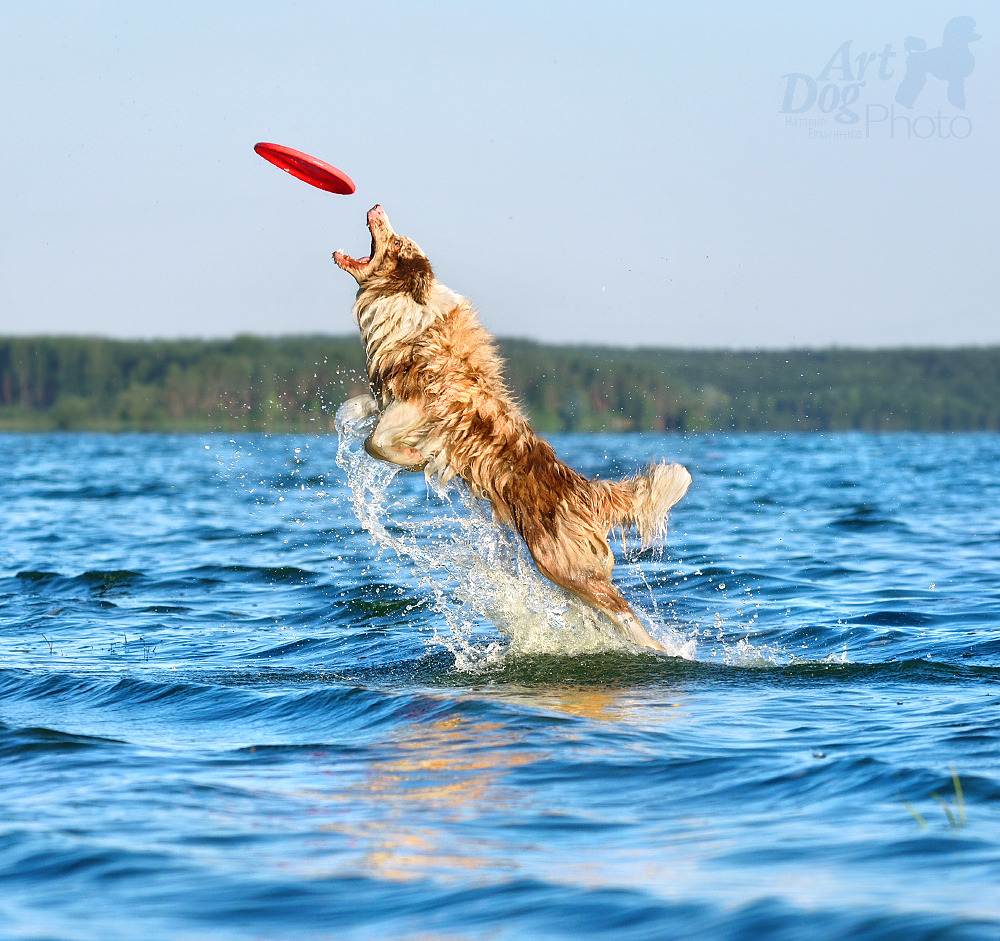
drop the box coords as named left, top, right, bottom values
left=780, top=17, right=979, bottom=140
left=896, top=16, right=980, bottom=110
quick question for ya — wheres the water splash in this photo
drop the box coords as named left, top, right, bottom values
left=334, top=402, right=697, bottom=667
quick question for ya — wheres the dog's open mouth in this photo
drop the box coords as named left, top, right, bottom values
left=335, top=206, right=393, bottom=279
left=333, top=210, right=378, bottom=272
left=335, top=228, right=375, bottom=269
left=355, top=225, right=377, bottom=266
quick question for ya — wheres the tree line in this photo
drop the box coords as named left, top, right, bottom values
left=1, top=335, right=998, bottom=432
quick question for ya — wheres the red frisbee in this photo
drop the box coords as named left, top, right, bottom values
left=254, top=142, right=356, bottom=195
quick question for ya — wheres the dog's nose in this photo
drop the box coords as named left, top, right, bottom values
left=368, top=205, right=385, bottom=221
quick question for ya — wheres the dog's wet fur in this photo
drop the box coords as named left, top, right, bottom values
left=334, top=206, right=691, bottom=651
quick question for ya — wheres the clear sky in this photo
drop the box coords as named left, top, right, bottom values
left=2, top=1, right=997, bottom=348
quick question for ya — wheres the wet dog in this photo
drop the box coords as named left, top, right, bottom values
left=334, top=206, right=691, bottom=651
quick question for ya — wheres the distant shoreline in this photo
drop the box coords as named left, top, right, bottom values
left=2, top=336, right=998, bottom=433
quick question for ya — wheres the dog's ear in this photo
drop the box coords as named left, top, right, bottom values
left=408, top=261, right=432, bottom=305
left=393, top=245, right=434, bottom=304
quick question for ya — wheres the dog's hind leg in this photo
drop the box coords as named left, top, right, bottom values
left=571, top=575, right=668, bottom=653
left=528, top=531, right=667, bottom=653
left=364, top=399, right=429, bottom=470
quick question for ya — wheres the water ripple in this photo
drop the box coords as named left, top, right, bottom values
left=0, top=432, right=998, bottom=939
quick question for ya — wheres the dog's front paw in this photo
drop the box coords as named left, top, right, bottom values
left=335, top=394, right=380, bottom=437
left=337, top=394, right=379, bottom=423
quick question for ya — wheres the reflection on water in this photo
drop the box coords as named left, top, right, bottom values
left=291, top=684, right=691, bottom=884
left=526, top=685, right=686, bottom=723
left=301, top=714, right=535, bottom=882
left=481, top=683, right=691, bottom=727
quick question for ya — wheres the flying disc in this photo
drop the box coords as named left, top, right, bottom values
left=254, top=142, right=356, bottom=195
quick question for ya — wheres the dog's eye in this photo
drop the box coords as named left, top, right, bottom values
left=393, top=238, right=403, bottom=250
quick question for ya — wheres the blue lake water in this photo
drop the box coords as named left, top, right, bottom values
left=1, top=427, right=998, bottom=939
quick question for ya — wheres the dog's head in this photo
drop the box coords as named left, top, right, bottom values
left=334, top=205, right=433, bottom=304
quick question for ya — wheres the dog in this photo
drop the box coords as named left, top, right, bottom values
left=334, top=206, right=691, bottom=651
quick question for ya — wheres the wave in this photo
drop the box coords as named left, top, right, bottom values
left=0, top=668, right=481, bottom=741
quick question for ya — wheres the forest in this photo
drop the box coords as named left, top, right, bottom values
left=1, top=335, right=998, bottom=433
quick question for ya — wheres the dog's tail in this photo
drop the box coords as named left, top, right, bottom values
left=592, top=462, right=692, bottom=545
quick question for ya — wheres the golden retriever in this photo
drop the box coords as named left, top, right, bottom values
left=334, top=205, right=691, bottom=651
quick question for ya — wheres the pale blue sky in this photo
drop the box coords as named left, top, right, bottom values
left=2, top=1, right=997, bottom=348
